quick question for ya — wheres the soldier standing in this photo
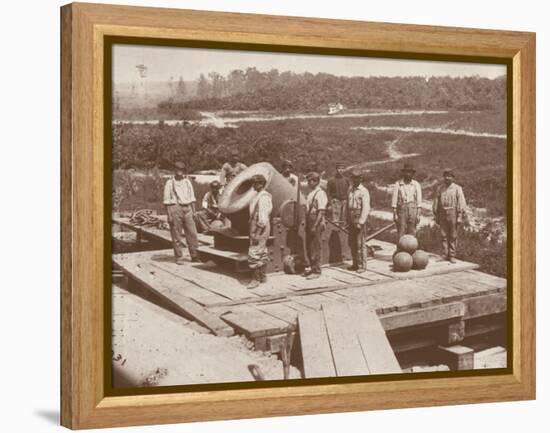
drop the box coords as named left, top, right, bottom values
left=281, top=159, right=298, bottom=187
left=391, top=162, right=422, bottom=241
left=327, top=161, right=349, bottom=222
left=345, top=170, right=370, bottom=273
left=247, top=174, right=273, bottom=289
left=303, top=171, right=328, bottom=280
left=220, top=149, right=247, bottom=185
left=433, top=168, right=467, bottom=263
left=163, top=162, right=200, bottom=265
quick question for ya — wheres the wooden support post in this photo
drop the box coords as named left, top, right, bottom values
left=254, top=336, right=268, bottom=352
left=447, top=320, right=465, bottom=344
left=267, top=333, right=292, bottom=353
left=437, top=345, right=474, bottom=370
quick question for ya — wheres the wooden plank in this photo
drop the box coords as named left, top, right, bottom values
left=330, top=266, right=390, bottom=282
left=322, top=291, right=349, bottom=301
left=428, top=273, right=490, bottom=295
left=350, top=304, right=402, bottom=374
left=221, top=305, right=290, bottom=338
left=284, top=300, right=316, bottom=313
left=333, top=289, right=385, bottom=310
left=290, top=274, right=345, bottom=290
left=254, top=303, right=299, bottom=327
left=322, top=303, right=370, bottom=376
left=152, top=261, right=258, bottom=301
left=248, top=276, right=297, bottom=296
left=447, top=272, right=502, bottom=294
left=463, top=293, right=507, bottom=319
left=379, top=302, right=465, bottom=332
left=321, top=268, right=362, bottom=284
left=415, top=278, right=470, bottom=303
left=291, top=293, right=341, bottom=310
left=113, top=259, right=233, bottom=336
left=163, top=290, right=235, bottom=337
left=298, top=310, right=337, bottom=378
left=465, top=270, right=507, bottom=288
left=206, top=277, right=385, bottom=308
left=114, top=256, right=227, bottom=305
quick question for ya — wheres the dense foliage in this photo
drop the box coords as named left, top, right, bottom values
left=168, top=68, right=506, bottom=112
left=112, top=119, right=391, bottom=173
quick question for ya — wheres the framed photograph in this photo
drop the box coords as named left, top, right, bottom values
left=61, top=2, right=535, bottom=429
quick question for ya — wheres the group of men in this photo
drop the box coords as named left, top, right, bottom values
left=162, top=153, right=468, bottom=289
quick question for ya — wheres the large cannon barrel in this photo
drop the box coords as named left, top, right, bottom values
left=218, top=162, right=304, bottom=233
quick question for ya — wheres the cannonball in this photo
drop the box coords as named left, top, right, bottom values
left=412, top=249, right=429, bottom=270
left=393, top=251, right=413, bottom=272
left=398, top=235, right=418, bottom=254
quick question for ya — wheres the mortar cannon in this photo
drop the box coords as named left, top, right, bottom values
left=197, top=162, right=351, bottom=274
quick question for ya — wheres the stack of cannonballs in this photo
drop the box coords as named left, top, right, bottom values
left=392, top=235, right=429, bottom=272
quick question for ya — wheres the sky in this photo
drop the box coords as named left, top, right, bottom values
left=113, top=44, right=506, bottom=84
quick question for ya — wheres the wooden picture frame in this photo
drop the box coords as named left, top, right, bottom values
left=61, top=2, right=535, bottom=429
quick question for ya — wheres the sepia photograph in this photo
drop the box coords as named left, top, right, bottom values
left=110, top=43, right=508, bottom=388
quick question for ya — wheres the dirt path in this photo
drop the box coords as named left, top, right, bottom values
left=345, top=134, right=420, bottom=172
left=112, top=283, right=301, bottom=388
left=352, top=125, right=506, bottom=139
left=115, top=109, right=450, bottom=128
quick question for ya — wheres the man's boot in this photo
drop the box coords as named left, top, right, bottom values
left=347, top=260, right=358, bottom=271
left=259, top=265, right=267, bottom=283
left=247, top=269, right=261, bottom=289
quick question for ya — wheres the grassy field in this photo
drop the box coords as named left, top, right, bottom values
left=366, top=132, right=507, bottom=216
left=112, top=117, right=392, bottom=173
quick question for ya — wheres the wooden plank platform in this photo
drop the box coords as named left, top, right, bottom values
left=112, top=219, right=507, bottom=364
left=299, top=302, right=401, bottom=377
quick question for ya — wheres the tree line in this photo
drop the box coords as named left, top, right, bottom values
left=157, top=67, right=506, bottom=113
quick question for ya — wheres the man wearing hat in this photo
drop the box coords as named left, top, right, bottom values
left=281, top=159, right=298, bottom=187
left=345, top=170, right=371, bottom=273
left=220, top=150, right=247, bottom=186
left=327, top=162, right=349, bottom=222
left=247, top=174, right=273, bottom=289
left=163, top=162, right=200, bottom=264
left=303, top=171, right=328, bottom=279
left=433, top=168, right=468, bottom=263
left=391, top=162, right=423, bottom=241
left=195, top=180, right=226, bottom=233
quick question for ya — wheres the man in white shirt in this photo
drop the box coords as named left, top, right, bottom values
left=345, top=170, right=371, bottom=273
left=391, top=162, right=422, bottom=241
left=163, top=162, right=200, bottom=265
left=247, top=174, right=273, bottom=289
left=303, top=171, right=328, bottom=279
